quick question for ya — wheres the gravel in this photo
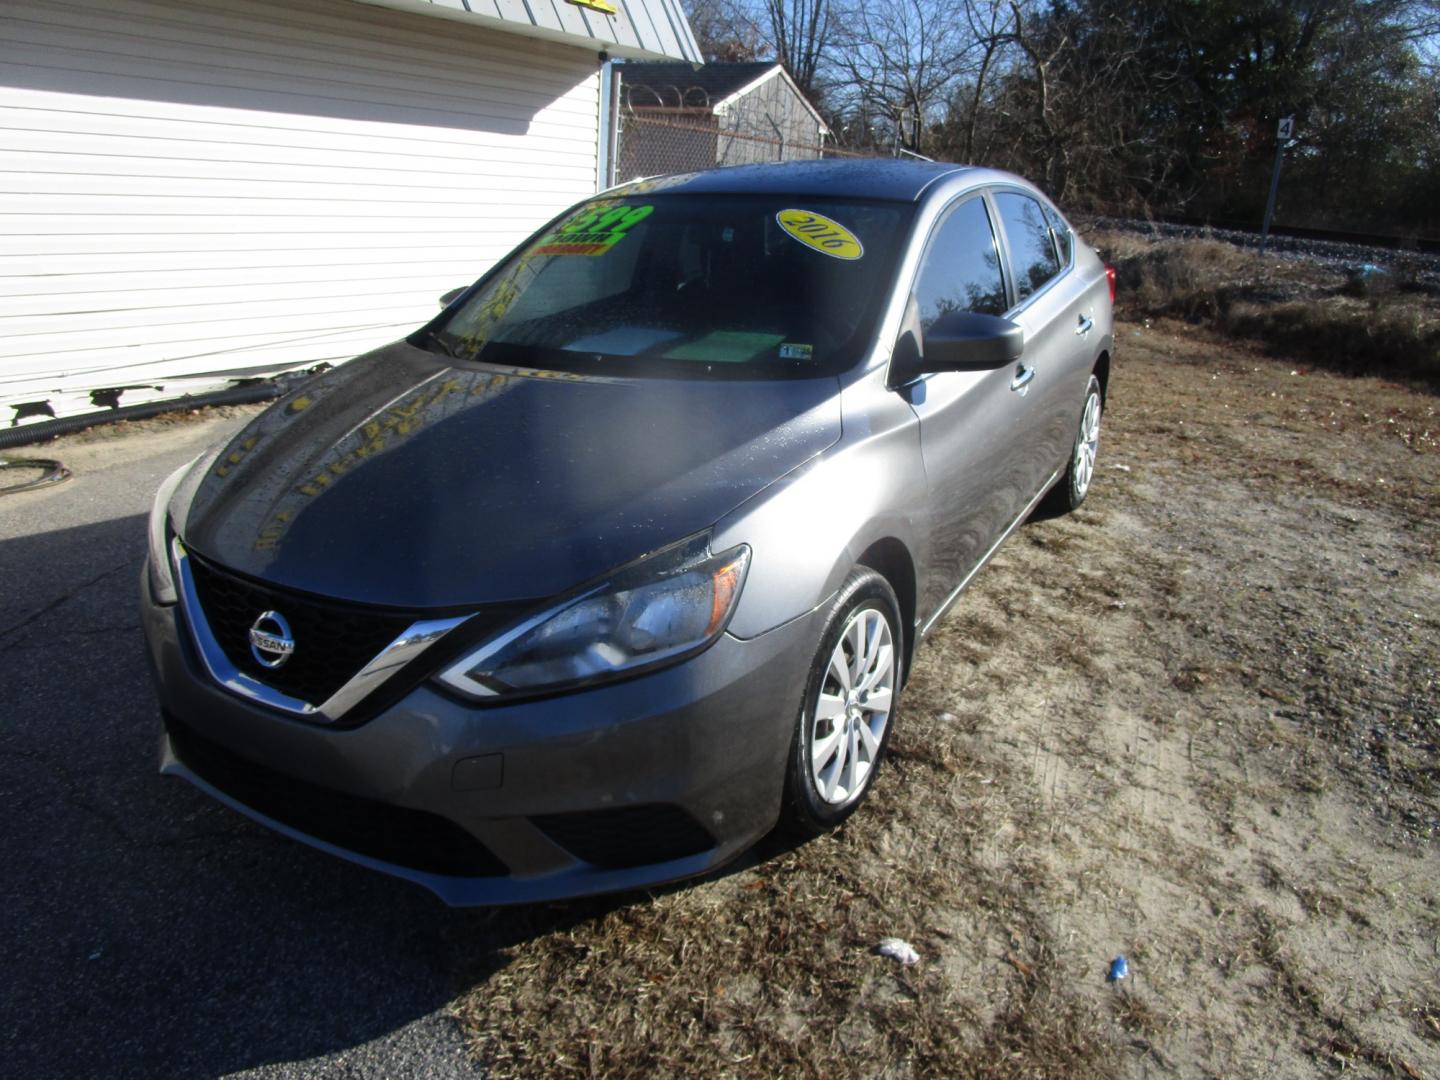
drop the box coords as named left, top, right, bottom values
left=1084, top=214, right=1440, bottom=286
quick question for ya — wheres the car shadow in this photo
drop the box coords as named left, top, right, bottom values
left=1025, top=501, right=1067, bottom=524
left=0, top=513, right=804, bottom=1077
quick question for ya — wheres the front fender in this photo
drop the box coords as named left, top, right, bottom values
left=713, top=368, right=928, bottom=640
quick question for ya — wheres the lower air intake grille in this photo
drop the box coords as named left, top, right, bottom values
left=532, top=804, right=716, bottom=869
left=166, top=713, right=507, bottom=878
left=186, top=555, right=413, bottom=707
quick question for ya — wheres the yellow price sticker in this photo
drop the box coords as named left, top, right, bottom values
left=776, top=209, right=864, bottom=260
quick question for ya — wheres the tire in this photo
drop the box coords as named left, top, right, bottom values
left=1043, top=373, right=1103, bottom=514
left=780, top=567, right=904, bottom=837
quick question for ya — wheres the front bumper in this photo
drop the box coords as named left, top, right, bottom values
left=142, top=568, right=819, bottom=905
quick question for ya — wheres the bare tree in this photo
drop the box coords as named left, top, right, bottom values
left=956, top=0, right=1018, bottom=162
left=685, top=0, right=766, bottom=62
left=827, top=0, right=974, bottom=154
left=1005, top=0, right=1071, bottom=191
left=684, top=0, right=1440, bottom=231
left=764, top=0, right=831, bottom=92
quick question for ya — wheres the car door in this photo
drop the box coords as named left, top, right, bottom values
left=901, top=191, right=1050, bottom=626
left=989, top=188, right=1095, bottom=498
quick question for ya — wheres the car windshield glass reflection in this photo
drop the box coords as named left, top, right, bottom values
left=430, top=195, right=913, bottom=378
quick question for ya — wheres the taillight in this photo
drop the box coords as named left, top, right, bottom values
left=1105, top=264, right=1117, bottom=304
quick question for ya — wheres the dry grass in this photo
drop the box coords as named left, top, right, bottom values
left=446, top=688, right=1123, bottom=1078
left=1091, top=230, right=1440, bottom=388
left=1103, top=235, right=1264, bottom=318
left=1227, top=297, right=1440, bottom=383
left=443, top=321, right=1440, bottom=1078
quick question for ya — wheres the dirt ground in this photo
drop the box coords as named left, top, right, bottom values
left=445, top=320, right=1439, bottom=1078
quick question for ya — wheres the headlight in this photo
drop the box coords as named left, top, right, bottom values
left=146, top=461, right=192, bottom=605
left=436, top=537, right=750, bottom=701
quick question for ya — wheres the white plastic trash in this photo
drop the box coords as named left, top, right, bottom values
left=878, top=938, right=920, bottom=966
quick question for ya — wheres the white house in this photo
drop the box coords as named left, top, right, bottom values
left=0, top=0, right=699, bottom=425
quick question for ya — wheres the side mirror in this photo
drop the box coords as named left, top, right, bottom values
left=921, top=311, right=1024, bottom=372
left=438, top=286, right=468, bottom=308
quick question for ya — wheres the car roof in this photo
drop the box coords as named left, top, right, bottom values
left=609, top=159, right=980, bottom=203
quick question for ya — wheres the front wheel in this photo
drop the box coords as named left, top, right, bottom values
left=1044, top=373, right=1103, bottom=514
left=780, top=568, right=903, bottom=836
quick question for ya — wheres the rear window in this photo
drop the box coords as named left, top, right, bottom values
left=429, top=194, right=914, bottom=379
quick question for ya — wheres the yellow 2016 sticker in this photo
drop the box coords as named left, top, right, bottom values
left=534, top=203, right=655, bottom=256
left=776, top=209, right=864, bottom=260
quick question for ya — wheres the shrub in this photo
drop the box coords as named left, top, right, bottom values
left=1090, top=229, right=1440, bottom=389
left=1227, top=299, right=1439, bottom=384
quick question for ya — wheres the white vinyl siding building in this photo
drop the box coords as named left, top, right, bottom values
left=0, top=0, right=698, bottom=424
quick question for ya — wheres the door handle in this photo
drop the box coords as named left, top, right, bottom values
left=1010, top=365, right=1035, bottom=393
left=1076, top=315, right=1094, bottom=336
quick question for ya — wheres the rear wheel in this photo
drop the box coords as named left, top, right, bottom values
left=780, top=568, right=903, bottom=836
left=1044, top=374, right=1103, bottom=514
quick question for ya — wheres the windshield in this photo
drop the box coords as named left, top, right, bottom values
left=428, top=194, right=914, bottom=378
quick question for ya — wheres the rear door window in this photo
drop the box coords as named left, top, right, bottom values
left=1042, top=203, right=1072, bottom=266
left=994, top=191, right=1061, bottom=303
left=912, top=195, right=1007, bottom=331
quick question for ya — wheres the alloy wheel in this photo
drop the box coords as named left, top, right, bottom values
left=810, top=606, right=895, bottom=805
left=1072, top=390, right=1102, bottom=499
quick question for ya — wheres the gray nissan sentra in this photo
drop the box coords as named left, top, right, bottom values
left=141, top=160, right=1114, bottom=905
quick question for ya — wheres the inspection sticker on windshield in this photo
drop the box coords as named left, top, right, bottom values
left=776, top=209, right=864, bottom=260
left=779, top=343, right=814, bottom=360
left=535, top=204, right=655, bottom=256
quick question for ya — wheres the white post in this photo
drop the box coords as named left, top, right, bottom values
left=1259, top=115, right=1295, bottom=256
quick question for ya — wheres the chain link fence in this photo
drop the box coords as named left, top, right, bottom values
left=612, top=93, right=878, bottom=186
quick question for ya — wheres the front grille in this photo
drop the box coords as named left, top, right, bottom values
left=533, top=804, right=716, bottom=868
left=166, top=713, right=508, bottom=878
left=187, top=555, right=414, bottom=707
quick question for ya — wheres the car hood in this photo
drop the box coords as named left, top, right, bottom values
left=176, top=342, right=842, bottom=607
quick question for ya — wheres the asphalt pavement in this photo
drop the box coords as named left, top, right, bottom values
left=0, top=412, right=480, bottom=1078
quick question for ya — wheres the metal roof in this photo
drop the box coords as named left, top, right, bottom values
left=613, top=159, right=977, bottom=202
left=354, top=0, right=702, bottom=63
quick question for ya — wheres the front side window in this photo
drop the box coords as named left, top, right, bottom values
left=912, top=196, right=1007, bottom=331
left=428, top=194, right=914, bottom=379
left=994, top=191, right=1062, bottom=302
